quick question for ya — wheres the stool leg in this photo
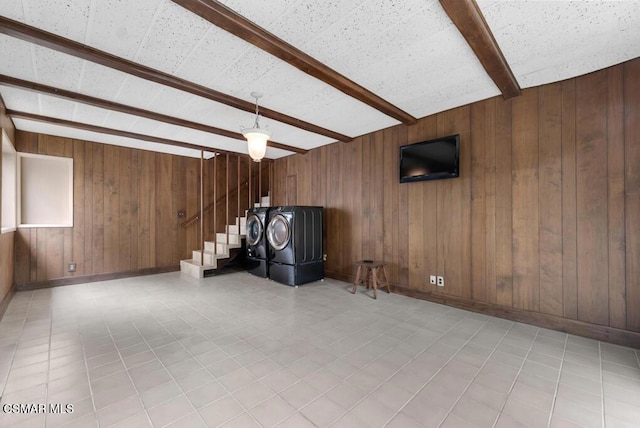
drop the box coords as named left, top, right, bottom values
left=382, top=265, right=390, bottom=293
left=352, top=266, right=362, bottom=294
left=372, top=267, right=378, bottom=299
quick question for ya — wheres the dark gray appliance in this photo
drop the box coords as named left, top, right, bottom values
left=245, top=207, right=270, bottom=277
left=266, top=206, right=324, bottom=286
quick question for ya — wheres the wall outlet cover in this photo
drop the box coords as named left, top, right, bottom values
left=429, top=275, right=437, bottom=285
left=437, top=276, right=444, bottom=287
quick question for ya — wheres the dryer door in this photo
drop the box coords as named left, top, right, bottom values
left=267, top=214, right=290, bottom=251
left=246, top=214, right=263, bottom=247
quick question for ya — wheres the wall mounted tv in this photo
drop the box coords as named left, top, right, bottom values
left=399, top=134, right=460, bottom=183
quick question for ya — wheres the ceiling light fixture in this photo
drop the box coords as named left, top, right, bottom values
left=242, top=92, right=270, bottom=162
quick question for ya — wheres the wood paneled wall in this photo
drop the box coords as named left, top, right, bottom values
left=14, top=133, right=266, bottom=284
left=272, top=58, right=640, bottom=333
left=1, top=95, right=16, bottom=304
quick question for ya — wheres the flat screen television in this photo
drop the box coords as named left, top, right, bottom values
left=399, top=134, right=459, bottom=183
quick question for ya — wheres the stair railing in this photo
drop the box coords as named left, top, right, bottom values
left=200, top=151, right=204, bottom=265
left=225, top=154, right=230, bottom=249
left=181, top=154, right=272, bottom=267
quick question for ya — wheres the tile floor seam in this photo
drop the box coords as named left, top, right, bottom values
left=491, top=327, right=542, bottom=428
left=321, top=310, right=471, bottom=427
left=160, top=295, right=286, bottom=427
left=386, top=315, right=502, bottom=428
left=98, top=311, right=157, bottom=428
left=0, top=291, right=32, bottom=399
left=172, top=282, right=433, bottom=425
left=124, top=307, right=219, bottom=428
left=43, top=296, right=54, bottom=428
left=133, top=299, right=271, bottom=428
left=599, top=341, right=605, bottom=428
left=2, top=274, right=638, bottom=428
left=545, top=332, right=568, bottom=428
left=430, top=318, right=515, bottom=428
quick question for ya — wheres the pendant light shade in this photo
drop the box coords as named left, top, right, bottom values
left=242, top=92, right=270, bottom=162
left=243, top=128, right=270, bottom=161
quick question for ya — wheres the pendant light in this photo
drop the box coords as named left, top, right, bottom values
left=242, top=92, right=270, bottom=162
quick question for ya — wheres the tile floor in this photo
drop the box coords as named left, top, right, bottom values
left=0, top=272, right=638, bottom=428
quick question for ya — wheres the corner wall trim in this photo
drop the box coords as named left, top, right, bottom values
left=15, top=266, right=180, bottom=291
left=0, top=283, right=17, bottom=321
left=325, top=271, right=640, bottom=349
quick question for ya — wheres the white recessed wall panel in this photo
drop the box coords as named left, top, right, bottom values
left=478, top=0, right=640, bottom=88
left=19, top=152, right=73, bottom=227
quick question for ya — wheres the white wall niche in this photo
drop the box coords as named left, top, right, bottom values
left=18, top=152, right=73, bottom=228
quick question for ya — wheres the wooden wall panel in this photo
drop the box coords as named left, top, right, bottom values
left=272, top=58, right=640, bottom=335
left=349, top=141, right=362, bottom=278
left=624, top=59, right=640, bottom=332
left=471, top=100, right=489, bottom=302
left=511, top=89, right=540, bottom=311
left=576, top=70, right=609, bottom=326
left=607, top=66, right=626, bottom=329
left=561, top=79, right=578, bottom=320
left=538, top=83, right=563, bottom=317
left=72, top=140, right=85, bottom=276
left=118, top=147, right=133, bottom=271
left=14, top=133, right=256, bottom=284
left=0, top=100, right=13, bottom=299
left=92, top=144, right=105, bottom=274
left=495, top=98, right=513, bottom=307
left=103, top=145, right=119, bottom=273
left=383, top=128, right=397, bottom=285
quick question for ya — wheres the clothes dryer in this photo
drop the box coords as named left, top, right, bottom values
left=266, top=206, right=324, bottom=285
left=245, top=207, right=270, bottom=277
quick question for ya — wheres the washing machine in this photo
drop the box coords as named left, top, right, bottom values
left=266, top=206, right=324, bottom=286
left=245, top=207, right=270, bottom=277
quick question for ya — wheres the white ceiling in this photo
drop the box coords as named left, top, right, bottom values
left=0, top=0, right=638, bottom=159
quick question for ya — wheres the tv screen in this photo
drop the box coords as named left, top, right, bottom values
left=399, top=134, right=459, bottom=183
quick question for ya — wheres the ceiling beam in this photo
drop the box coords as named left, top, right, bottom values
left=0, top=74, right=307, bottom=155
left=172, top=0, right=417, bottom=125
left=439, top=0, right=521, bottom=99
left=0, top=16, right=351, bottom=143
left=7, top=109, right=242, bottom=156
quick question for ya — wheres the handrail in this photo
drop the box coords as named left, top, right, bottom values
left=200, top=150, right=204, bottom=264
left=180, top=159, right=271, bottom=231
left=180, top=180, right=248, bottom=228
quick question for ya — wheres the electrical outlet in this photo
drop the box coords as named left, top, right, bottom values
left=437, top=276, right=444, bottom=287
left=68, top=262, right=76, bottom=272
left=429, top=275, right=436, bottom=285
left=323, top=254, right=327, bottom=261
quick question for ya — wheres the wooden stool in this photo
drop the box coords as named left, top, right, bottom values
left=352, top=260, right=390, bottom=299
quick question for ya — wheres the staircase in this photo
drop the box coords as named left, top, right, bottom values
left=180, top=195, right=271, bottom=278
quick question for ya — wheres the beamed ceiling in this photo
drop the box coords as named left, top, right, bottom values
left=0, top=0, right=638, bottom=159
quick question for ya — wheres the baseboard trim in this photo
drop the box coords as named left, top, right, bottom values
left=16, top=266, right=180, bottom=291
left=325, top=271, right=640, bottom=349
left=0, top=283, right=17, bottom=321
